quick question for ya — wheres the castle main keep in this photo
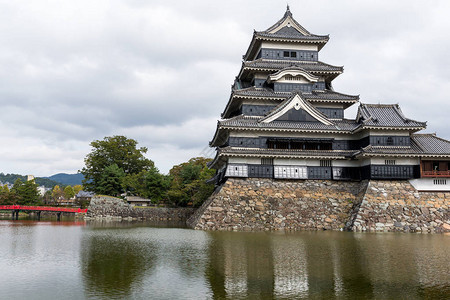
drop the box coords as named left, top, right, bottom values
left=188, top=7, right=450, bottom=232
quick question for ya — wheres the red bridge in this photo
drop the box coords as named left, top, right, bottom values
left=0, top=205, right=87, bottom=221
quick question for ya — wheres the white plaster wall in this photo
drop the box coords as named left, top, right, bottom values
left=229, top=157, right=261, bottom=164
left=409, top=178, right=450, bottom=191
left=332, top=160, right=360, bottom=167
left=276, top=77, right=310, bottom=83
left=274, top=158, right=307, bottom=166
left=370, top=157, right=420, bottom=165
left=361, top=158, right=371, bottom=166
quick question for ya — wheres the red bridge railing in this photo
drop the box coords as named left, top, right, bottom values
left=0, top=205, right=87, bottom=213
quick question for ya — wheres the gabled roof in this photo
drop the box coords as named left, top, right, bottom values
left=411, top=133, right=450, bottom=154
left=221, top=88, right=359, bottom=118
left=243, top=7, right=329, bottom=60
left=356, top=103, right=426, bottom=130
left=259, top=93, right=334, bottom=125
left=264, top=5, right=311, bottom=35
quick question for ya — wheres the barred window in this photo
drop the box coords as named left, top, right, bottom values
left=385, top=160, right=396, bottom=165
left=320, top=160, right=332, bottom=167
left=261, top=158, right=274, bottom=165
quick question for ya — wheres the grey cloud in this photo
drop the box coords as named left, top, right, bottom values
left=0, top=0, right=449, bottom=176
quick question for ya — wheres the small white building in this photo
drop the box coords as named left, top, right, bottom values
left=126, top=196, right=152, bottom=207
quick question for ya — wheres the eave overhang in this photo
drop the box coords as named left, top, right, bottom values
left=243, top=34, right=329, bottom=61
left=217, top=147, right=353, bottom=160
left=352, top=125, right=426, bottom=134
left=238, top=60, right=343, bottom=82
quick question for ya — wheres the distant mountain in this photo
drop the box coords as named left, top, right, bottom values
left=47, top=173, right=84, bottom=186
left=0, top=173, right=61, bottom=189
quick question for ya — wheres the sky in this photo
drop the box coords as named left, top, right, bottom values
left=0, top=0, right=449, bottom=176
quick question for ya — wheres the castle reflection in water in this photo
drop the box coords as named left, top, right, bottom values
left=80, top=226, right=449, bottom=299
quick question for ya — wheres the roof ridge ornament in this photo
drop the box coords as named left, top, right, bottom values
left=285, top=4, right=292, bottom=17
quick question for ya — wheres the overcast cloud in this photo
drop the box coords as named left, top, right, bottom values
left=0, top=0, right=449, bottom=176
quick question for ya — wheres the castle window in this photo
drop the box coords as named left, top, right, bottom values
left=385, top=160, right=396, bottom=165
left=290, top=51, right=297, bottom=58
left=261, top=158, right=273, bottom=165
left=387, top=137, right=394, bottom=145
left=434, top=179, right=447, bottom=185
left=283, top=51, right=289, bottom=57
left=320, top=160, right=332, bottom=167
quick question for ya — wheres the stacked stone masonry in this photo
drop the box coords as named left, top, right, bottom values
left=87, top=196, right=194, bottom=222
left=352, top=180, right=450, bottom=233
left=188, top=178, right=450, bottom=233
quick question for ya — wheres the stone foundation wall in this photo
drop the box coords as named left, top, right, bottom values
left=352, top=181, right=450, bottom=233
left=188, top=178, right=367, bottom=231
left=86, top=196, right=194, bottom=222
left=188, top=178, right=450, bottom=233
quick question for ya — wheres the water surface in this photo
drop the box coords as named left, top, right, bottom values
left=0, top=220, right=448, bottom=299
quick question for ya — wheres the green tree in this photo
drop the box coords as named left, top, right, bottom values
left=96, top=164, right=125, bottom=196
left=123, top=166, right=170, bottom=203
left=80, top=136, right=154, bottom=195
left=0, top=184, right=14, bottom=205
left=64, top=185, right=75, bottom=199
left=52, top=185, right=64, bottom=200
left=167, top=157, right=215, bottom=207
left=11, top=178, right=40, bottom=205
left=73, top=185, right=83, bottom=195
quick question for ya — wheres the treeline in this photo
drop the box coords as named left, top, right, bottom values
left=0, top=179, right=84, bottom=207
left=0, top=178, right=41, bottom=205
left=0, top=173, right=62, bottom=189
left=81, top=136, right=216, bottom=207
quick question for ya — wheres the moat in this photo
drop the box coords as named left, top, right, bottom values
left=0, top=219, right=448, bottom=299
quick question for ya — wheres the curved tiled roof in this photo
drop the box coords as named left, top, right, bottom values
left=255, top=6, right=329, bottom=42
left=411, top=134, right=450, bottom=154
left=355, top=134, right=450, bottom=157
left=219, top=115, right=358, bottom=132
left=357, top=103, right=426, bottom=129
left=222, top=88, right=359, bottom=119
left=256, top=29, right=329, bottom=41
left=218, top=146, right=354, bottom=158
left=243, top=59, right=343, bottom=73
left=231, top=87, right=358, bottom=101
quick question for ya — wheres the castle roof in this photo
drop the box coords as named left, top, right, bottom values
left=354, top=134, right=450, bottom=158
left=221, top=88, right=359, bottom=118
left=243, top=7, right=329, bottom=60
left=356, top=103, right=426, bottom=131
left=239, top=59, right=343, bottom=81
left=411, top=133, right=450, bottom=155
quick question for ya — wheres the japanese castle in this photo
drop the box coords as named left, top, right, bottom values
left=209, top=7, right=450, bottom=190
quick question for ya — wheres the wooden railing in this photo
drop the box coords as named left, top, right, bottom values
left=422, top=170, right=450, bottom=178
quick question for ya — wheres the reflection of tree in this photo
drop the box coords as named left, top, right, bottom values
left=81, top=230, right=155, bottom=298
